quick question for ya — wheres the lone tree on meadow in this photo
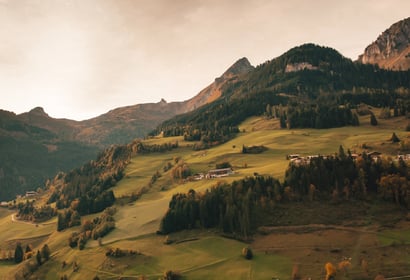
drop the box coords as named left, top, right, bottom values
left=41, top=244, right=50, bottom=261
left=36, top=250, right=42, bottom=266
left=370, top=113, right=378, bottom=126
left=242, top=247, right=253, bottom=260
left=390, top=132, right=400, bottom=143
left=14, top=243, right=24, bottom=263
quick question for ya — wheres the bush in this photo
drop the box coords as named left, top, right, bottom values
left=216, top=161, right=232, bottom=169
left=242, top=145, right=268, bottom=154
left=242, top=247, right=253, bottom=260
left=390, top=132, right=400, bottom=143
left=163, top=270, right=181, bottom=280
left=370, top=113, right=378, bottom=126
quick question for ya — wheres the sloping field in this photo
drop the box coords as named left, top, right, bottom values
left=6, top=115, right=410, bottom=279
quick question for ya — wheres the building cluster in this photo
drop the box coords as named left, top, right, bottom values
left=191, top=167, right=234, bottom=181
left=288, top=151, right=383, bottom=166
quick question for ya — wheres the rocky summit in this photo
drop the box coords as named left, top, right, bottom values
left=358, top=17, right=410, bottom=70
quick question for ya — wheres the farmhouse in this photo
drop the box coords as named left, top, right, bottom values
left=207, top=168, right=234, bottom=178
left=367, top=151, right=382, bottom=162
left=288, top=151, right=384, bottom=166
left=192, top=173, right=205, bottom=181
left=25, top=191, right=38, bottom=197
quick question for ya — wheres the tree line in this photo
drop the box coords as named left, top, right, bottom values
left=267, top=102, right=359, bottom=129
left=151, top=91, right=288, bottom=149
left=159, top=147, right=410, bottom=237
left=67, top=207, right=116, bottom=250
left=16, top=200, right=57, bottom=222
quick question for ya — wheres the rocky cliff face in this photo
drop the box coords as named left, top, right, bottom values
left=358, top=17, right=410, bottom=70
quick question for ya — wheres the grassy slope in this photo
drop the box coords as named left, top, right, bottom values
left=4, top=113, right=410, bottom=279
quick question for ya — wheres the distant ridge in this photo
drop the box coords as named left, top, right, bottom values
left=2, top=17, right=410, bottom=201
left=358, top=17, right=410, bottom=70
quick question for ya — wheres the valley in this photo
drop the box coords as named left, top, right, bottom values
left=1, top=114, right=410, bottom=279
left=0, top=16, right=410, bottom=280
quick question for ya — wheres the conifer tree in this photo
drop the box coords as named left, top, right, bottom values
left=41, top=244, right=50, bottom=261
left=36, top=250, right=42, bottom=266
left=14, top=243, right=24, bottom=263
left=370, top=113, right=378, bottom=126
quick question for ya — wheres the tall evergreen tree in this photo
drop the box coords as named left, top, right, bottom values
left=41, top=244, right=50, bottom=261
left=36, top=250, right=42, bottom=266
left=14, top=243, right=24, bottom=263
left=370, top=113, right=378, bottom=126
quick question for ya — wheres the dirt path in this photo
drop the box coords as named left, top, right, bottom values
left=11, top=213, right=37, bottom=225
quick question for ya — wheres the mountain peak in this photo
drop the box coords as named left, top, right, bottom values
left=220, top=57, right=254, bottom=79
left=358, top=17, right=410, bottom=70
left=29, top=106, right=49, bottom=117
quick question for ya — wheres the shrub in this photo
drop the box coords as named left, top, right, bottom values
left=390, top=132, right=400, bottom=143
left=242, top=145, right=268, bottom=154
left=370, top=113, right=378, bottom=126
left=216, top=161, right=232, bottom=169
left=162, top=270, right=181, bottom=280
left=242, top=247, right=253, bottom=260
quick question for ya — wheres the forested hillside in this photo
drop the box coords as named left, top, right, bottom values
left=0, top=110, right=99, bottom=201
left=152, top=44, right=410, bottom=148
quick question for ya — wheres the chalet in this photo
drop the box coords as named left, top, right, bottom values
left=207, top=168, right=234, bottom=179
left=367, top=151, right=382, bottom=162
left=288, top=154, right=300, bottom=160
left=192, top=173, right=205, bottom=181
left=25, top=191, right=38, bottom=197
left=290, top=158, right=306, bottom=166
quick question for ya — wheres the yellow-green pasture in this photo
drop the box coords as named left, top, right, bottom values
left=109, top=115, right=408, bottom=244
left=8, top=114, right=410, bottom=279
left=68, top=235, right=292, bottom=280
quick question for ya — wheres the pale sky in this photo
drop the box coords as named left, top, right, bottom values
left=0, top=0, right=409, bottom=120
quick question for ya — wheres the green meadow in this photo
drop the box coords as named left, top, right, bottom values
left=3, top=115, right=410, bottom=279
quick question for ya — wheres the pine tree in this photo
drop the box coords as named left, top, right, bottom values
left=370, top=113, right=378, bottom=126
left=36, top=250, right=42, bottom=266
left=14, top=243, right=24, bottom=263
left=57, top=212, right=66, bottom=232
left=41, top=244, right=50, bottom=261
left=390, top=132, right=400, bottom=143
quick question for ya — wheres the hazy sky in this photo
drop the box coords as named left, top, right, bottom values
left=0, top=0, right=409, bottom=120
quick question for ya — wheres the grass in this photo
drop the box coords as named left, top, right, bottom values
left=0, top=213, right=55, bottom=249
left=7, top=114, right=410, bottom=279
left=378, top=229, right=410, bottom=246
left=97, top=235, right=292, bottom=280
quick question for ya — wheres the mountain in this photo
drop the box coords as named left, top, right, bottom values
left=153, top=43, right=410, bottom=145
left=358, top=17, right=410, bottom=70
left=0, top=59, right=254, bottom=200
left=0, top=109, right=99, bottom=201
left=76, top=100, right=186, bottom=145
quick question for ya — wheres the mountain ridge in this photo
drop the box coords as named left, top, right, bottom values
left=0, top=58, right=254, bottom=200
left=2, top=16, right=410, bottom=200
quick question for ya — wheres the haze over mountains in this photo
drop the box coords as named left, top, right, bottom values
left=0, top=17, right=409, bottom=201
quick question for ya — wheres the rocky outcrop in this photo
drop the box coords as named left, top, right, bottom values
left=285, top=62, right=318, bottom=73
left=358, top=17, right=410, bottom=70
